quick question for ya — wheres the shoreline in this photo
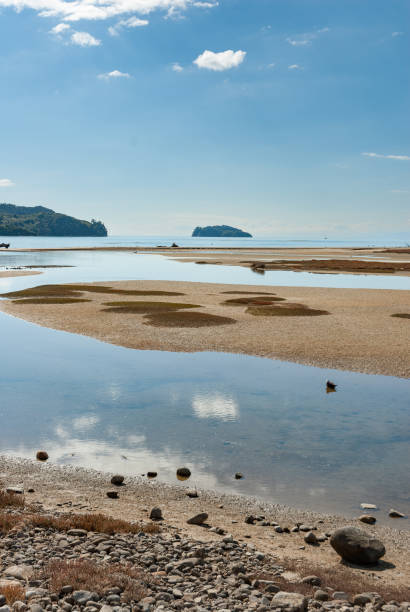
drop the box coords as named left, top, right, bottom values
left=1, top=279, right=409, bottom=378
left=2, top=454, right=410, bottom=591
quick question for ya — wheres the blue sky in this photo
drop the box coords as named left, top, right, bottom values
left=0, top=0, right=409, bottom=237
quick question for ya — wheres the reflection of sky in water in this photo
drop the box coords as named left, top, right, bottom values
left=0, top=250, right=409, bottom=527
left=192, top=393, right=239, bottom=421
left=0, top=250, right=409, bottom=290
left=0, top=311, right=409, bottom=527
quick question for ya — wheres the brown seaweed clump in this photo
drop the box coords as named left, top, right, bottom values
left=247, top=302, right=329, bottom=317
left=102, top=301, right=200, bottom=314
left=223, top=296, right=285, bottom=306
left=144, top=311, right=236, bottom=328
left=391, top=313, right=410, bottom=319
left=12, top=298, right=91, bottom=305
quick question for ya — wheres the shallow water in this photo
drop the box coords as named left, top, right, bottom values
left=0, top=250, right=409, bottom=527
left=0, top=314, right=409, bottom=527
left=1, top=235, right=408, bottom=249
left=1, top=250, right=409, bottom=291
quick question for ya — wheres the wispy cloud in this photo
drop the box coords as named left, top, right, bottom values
left=193, top=49, right=246, bottom=71
left=50, top=22, right=70, bottom=35
left=362, top=152, right=410, bottom=161
left=286, top=27, right=329, bottom=47
left=71, top=31, right=101, bottom=46
left=0, top=178, right=14, bottom=187
left=0, top=0, right=218, bottom=24
left=108, top=16, right=148, bottom=36
left=171, top=62, right=183, bottom=72
left=391, top=189, right=409, bottom=194
left=98, top=70, right=130, bottom=79
left=288, top=64, right=303, bottom=70
left=392, top=31, right=404, bottom=37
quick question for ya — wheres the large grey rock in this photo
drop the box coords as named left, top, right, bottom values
left=5, top=566, right=32, bottom=581
left=271, top=592, right=308, bottom=612
left=330, top=526, right=385, bottom=564
left=186, top=512, right=208, bottom=525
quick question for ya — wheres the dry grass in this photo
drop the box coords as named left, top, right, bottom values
left=28, top=512, right=160, bottom=534
left=0, top=489, right=25, bottom=509
left=39, top=559, right=152, bottom=603
left=144, top=311, right=237, bottom=327
left=254, top=557, right=410, bottom=602
left=391, top=313, right=410, bottom=319
left=223, top=296, right=285, bottom=306
left=247, top=302, right=330, bottom=317
left=12, top=298, right=91, bottom=305
left=0, top=511, right=160, bottom=536
left=102, top=301, right=200, bottom=314
left=0, top=584, right=26, bottom=604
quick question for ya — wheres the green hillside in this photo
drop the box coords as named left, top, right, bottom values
left=0, top=204, right=107, bottom=236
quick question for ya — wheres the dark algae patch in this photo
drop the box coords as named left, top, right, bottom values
left=223, top=296, right=285, bottom=306
left=102, top=301, right=200, bottom=314
left=250, top=259, right=410, bottom=274
left=1, top=284, right=185, bottom=299
left=12, top=298, right=91, bottom=305
left=391, top=313, right=410, bottom=319
left=247, top=302, right=330, bottom=317
left=221, top=291, right=277, bottom=295
left=144, top=311, right=236, bottom=328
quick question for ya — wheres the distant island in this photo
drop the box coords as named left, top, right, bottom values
left=192, top=225, right=252, bottom=238
left=0, top=204, right=107, bottom=236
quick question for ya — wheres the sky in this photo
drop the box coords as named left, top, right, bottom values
left=0, top=0, right=409, bottom=237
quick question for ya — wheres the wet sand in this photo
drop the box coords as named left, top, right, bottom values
left=1, top=280, right=409, bottom=378
left=0, top=270, right=42, bottom=278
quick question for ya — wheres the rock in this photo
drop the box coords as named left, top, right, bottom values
left=147, top=472, right=157, bottom=478
left=5, top=566, right=33, bottom=581
left=72, top=591, right=93, bottom=605
left=360, top=503, right=378, bottom=510
left=29, top=606, right=44, bottom=612
left=359, top=515, right=377, bottom=524
left=106, top=491, right=118, bottom=499
left=301, top=576, right=321, bottom=586
left=235, top=472, right=243, bottom=479
left=389, top=509, right=406, bottom=518
left=333, top=591, right=349, bottom=600
left=173, top=558, right=199, bottom=571
left=245, top=515, right=256, bottom=524
left=149, top=507, right=163, bottom=520
left=187, top=512, right=208, bottom=525
left=36, top=451, right=48, bottom=461
left=110, top=475, right=124, bottom=486
left=271, top=591, right=308, bottom=611
left=314, top=591, right=329, bottom=602
left=304, top=531, right=318, bottom=545
left=5, top=486, right=24, bottom=495
left=186, top=490, right=198, bottom=498
left=0, top=598, right=5, bottom=607
left=176, top=467, right=191, bottom=479
left=66, top=529, right=87, bottom=537
left=274, top=526, right=284, bottom=533
left=330, top=526, right=385, bottom=564
left=353, top=594, right=373, bottom=606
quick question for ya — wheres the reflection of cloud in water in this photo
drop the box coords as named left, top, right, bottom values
left=192, top=393, right=239, bottom=422
left=72, top=415, right=99, bottom=431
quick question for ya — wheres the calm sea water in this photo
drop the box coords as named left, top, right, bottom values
left=0, top=234, right=409, bottom=250
left=0, top=248, right=409, bottom=526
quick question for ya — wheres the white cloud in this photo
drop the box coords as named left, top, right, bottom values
left=171, top=62, right=183, bottom=72
left=98, top=69, right=131, bottom=79
left=288, top=64, right=302, bottom=70
left=108, top=16, right=148, bottom=35
left=71, top=31, right=101, bottom=46
left=391, top=189, right=409, bottom=194
left=0, top=178, right=14, bottom=187
left=392, top=31, right=404, bottom=37
left=286, top=27, right=329, bottom=46
left=50, top=22, right=70, bottom=34
left=0, top=0, right=218, bottom=24
left=362, top=152, right=410, bottom=161
left=193, top=49, right=246, bottom=71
